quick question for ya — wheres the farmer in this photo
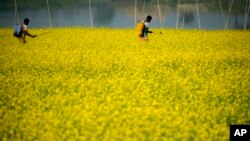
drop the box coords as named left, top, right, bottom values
left=138, top=15, right=153, bottom=41
left=15, top=18, right=37, bottom=43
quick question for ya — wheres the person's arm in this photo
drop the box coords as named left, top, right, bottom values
left=146, top=27, right=153, bottom=33
left=24, top=30, right=36, bottom=38
left=23, top=25, right=36, bottom=37
left=144, top=22, right=153, bottom=34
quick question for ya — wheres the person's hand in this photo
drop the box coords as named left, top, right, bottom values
left=149, top=31, right=153, bottom=33
left=31, top=35, right=37, bottom=38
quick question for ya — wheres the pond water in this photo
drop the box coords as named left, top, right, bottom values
left=0, top=0, right=249, bottom=29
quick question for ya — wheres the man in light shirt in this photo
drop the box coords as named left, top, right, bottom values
left=18, top=18, right=37, bottom=43
left=141, top=15, right=153, bottom=41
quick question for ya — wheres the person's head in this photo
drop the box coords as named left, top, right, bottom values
left=145, top=15, right=152, bottom=22
left=23, top=18, right=30, bottom=25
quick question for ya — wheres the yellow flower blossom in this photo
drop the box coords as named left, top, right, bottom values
left=0, top=28, right=249, bottom=141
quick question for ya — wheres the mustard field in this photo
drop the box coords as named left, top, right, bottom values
left=0, top=28, right=250, bottom=141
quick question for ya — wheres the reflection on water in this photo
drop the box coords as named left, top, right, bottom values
left=0, top=0, right=249, bottom=29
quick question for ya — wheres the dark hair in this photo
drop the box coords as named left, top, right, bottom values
left=146, top=15, right=152, bottom=20
left=24, top=18, right=29, bottom=25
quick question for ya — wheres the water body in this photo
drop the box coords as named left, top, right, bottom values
left=0, top=0, right=249, bottom=29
